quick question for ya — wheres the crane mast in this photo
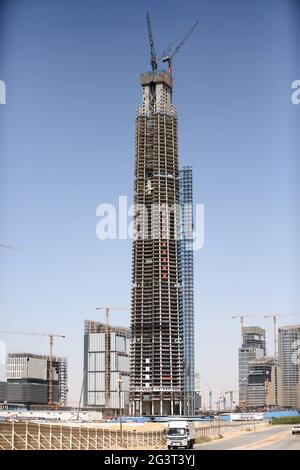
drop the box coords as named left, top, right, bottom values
left=146, top=12, right=158, bottom=71
left=146, top=14, right=199, bottom=76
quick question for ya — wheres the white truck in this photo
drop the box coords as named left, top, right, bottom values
left=166, top=420, right=196, bottom=449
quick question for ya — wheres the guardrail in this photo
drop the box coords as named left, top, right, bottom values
left=195, top=420, right=269, bottom=438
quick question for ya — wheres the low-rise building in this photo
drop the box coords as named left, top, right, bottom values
left=1, top=353, right=68, bottom=406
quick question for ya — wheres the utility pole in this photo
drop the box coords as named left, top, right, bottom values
left=77, top=370, right=85, bottom=421
left=96, top=307, right=127, bottom=409
left=187, top=394, right=191, bottom=421
left=117, top=378, right=124, bottom=448
left=49, top=335, right=54, bottom=404
left=217, top=399, right=221, bottom=436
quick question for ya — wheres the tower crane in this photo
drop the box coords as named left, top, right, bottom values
left=95, top=306, right=128, bottom=408
left=263, top=314, right=300, bottom=358
left=231, top=314, right=263, bottom=330
left=205, top=383, right=224, bottom=412
left=0, top=330, right=65, bottom=405
left=146, top=12, right=158, bottom=71
left=0, top=244, right=21, bottom=251
left=161, top=21, right=199, bottom=75
left=232, top=313, right=300, bottom=352
left=232, top=313, right=300, bottom=409
left=263, top=314, right=300, bottom=407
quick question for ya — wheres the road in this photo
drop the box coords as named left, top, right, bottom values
left=195, top=425, right=300, bottom=450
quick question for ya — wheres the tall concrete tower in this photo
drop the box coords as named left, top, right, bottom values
left=130, top=70, right=182, bottom=416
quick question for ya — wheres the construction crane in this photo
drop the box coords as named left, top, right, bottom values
left=95, top=306, right=128, bottom=408
left=232, top=313, right=300, bottom=352
left=161, top=21, right=199, bottom=75
left=146, top=12, right=158, bottom=71
left=205, top=383, right=224, bottom=412
left=231, top=314, right=263, bottom=330
left=0, top=330, right=65, bottom=405
left=263, top=314, right=300, bottom=407
left=232, top=313, right=300, bottom=408
left=231, top=314, right=265, bottom=342
left=263, top=314, right=300, bottom=358
left=0, top=244, right=22, bottom=251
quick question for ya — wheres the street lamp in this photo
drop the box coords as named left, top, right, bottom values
left=216, top=398, right=222, bottom=436
left=117, top=379, right=124, bottom=448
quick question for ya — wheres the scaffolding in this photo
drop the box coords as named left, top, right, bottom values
left=130, top=71, right=182, bottom=416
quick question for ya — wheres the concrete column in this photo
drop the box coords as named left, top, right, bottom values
left=179, top=400, right=182, bottom=415
left=129, top=400, right=132, bottom=416
left=151, top=400, right=154, bottom=416
left=140, top=399, right=142, bottom=417
left=171, top=399, right=174, bottom=416
left=160, top=399, right=163, bottom=416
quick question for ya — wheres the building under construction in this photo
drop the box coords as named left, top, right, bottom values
left=278, top=325, right=300, bottom=409
left=238, top=327, right=266, bottom=408
left=83, top=320, right=130, bottom=413
left=245, top=356, right=280, bottom=410
left=1, top=353, right=68, bottom=406
left=130, top=15, right=197, bottom=416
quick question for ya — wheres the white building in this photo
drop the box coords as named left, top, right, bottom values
left=83, top=320, right=130, bottom=411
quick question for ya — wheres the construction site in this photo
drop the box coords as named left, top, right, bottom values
left=0, top=330, right=67, bottom=409
left=130, top=13, right=197, bottom=417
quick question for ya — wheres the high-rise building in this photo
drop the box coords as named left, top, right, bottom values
left=83, top=320, right=130, bottom=412
left=278, top=325, right=300, bottom=409
left=130, top=69, right=182, bottom=416
left=194, top=372, right=201, bottom=413
left=4, top=353, right=67, bottom=406
left=179, top=166, right=195, bottom=414
left=245, top=356, right=279, bottom=410
left=238, top=326, right=266, bottom=408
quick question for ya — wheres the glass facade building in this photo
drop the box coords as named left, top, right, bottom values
left=179, top=166, right=195, bottom=414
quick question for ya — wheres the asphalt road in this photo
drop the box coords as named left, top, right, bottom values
left=195, top=425, right=300, bottom=450
left=258, top=432, right=300, bottom=450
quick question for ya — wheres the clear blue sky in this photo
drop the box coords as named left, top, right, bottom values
left=0, top=0, right=299, bottom=406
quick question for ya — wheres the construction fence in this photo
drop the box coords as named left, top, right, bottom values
left=0, top=420, right=269, bottom=450
left=0, top=422, right=165, bottom=450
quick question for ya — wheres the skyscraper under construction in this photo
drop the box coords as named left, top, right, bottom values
left=130, top=15, right=197, bottom=416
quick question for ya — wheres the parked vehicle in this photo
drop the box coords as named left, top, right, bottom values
left=291, top=425, right=300, bottom=435
left=166, top=420, right=195, bottom=449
